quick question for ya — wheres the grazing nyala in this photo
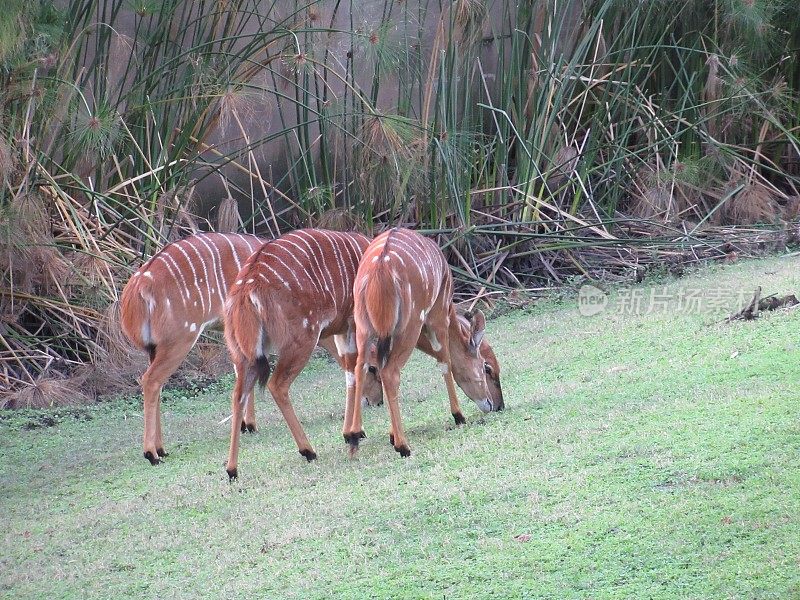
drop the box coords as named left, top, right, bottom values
left=223, top=229, right=385, bottom=479
left=344, top=227, right=504, bottom=458
left=119, top=232, right=370, bottom=465
left=120, top=232, right=261, bottom=464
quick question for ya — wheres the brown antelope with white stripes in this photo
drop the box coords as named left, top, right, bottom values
left=344, top=228, right=504, bottom=457
left=120, top=232, right=371, bottom=465
left=223, top=229, right=373, bottom=480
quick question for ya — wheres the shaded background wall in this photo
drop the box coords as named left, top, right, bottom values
left=54, top=0, right=573, bottom=228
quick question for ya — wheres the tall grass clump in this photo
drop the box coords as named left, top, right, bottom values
left=1, top=0, right=799, bottom=402
left=0, top=0, right=355, bottom=401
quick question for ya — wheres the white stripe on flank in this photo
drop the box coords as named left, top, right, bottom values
left=234, top=233, right=257, bottom=255
left=219, top=234, right=243, bottom=273
left=414, top=235, right=443, bottom=292
left=154, top=254, right=189, bottom=308
left=292, top=231, right=336, bottom=304
left=172, top=242, right=206, bottom=313
left=389, top=251, right=406, bottom=267
left=259, top=261, right=290, bottom=288
left=276, top=238, right=323, bottom=294
left=338, top=234, right=361, bottom=285
left=389, top=237, right=429, bottom=289
left=185, top=236, right=213, bottom=312
left=320, top=231, right=347, bottom=300
left=274, top=239, right=316, bottom=290
left=269, top=252, right=304, bottom=290
left=342, top=235, right=364, bottom=268
left=288, top=232, right=327, bottom=289
left=195, top=234, right=226, bottom=308
left=407, top=232, right=437, bottom=276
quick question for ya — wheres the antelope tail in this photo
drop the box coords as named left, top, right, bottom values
left=120, top=278, right=157, bottom=362
left=363, top=265, right=401, bottom=369
left=225, top=291, right=271, bottom=388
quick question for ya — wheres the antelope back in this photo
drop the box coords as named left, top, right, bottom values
left=120, top=232, right=261, bottom=350
left=356, top=228, right=450, bottom=338
left=225, top=229, right=370, bottom=360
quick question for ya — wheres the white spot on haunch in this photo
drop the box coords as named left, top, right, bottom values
left=190, top=323, right=197, bottom=332
left=143, top=271, right=153, bottom=279
left=372, top=256, right=379, bottom=263
left=246, top=278, right=254, bottom=284
left=384, top=255, right=390, bottom=262
left=133, top=271, right=140, bottom=277
left=438, top=362, right=449, bottom=374
left=184, top=321, right=189, bottom=328
left=236, top=280, right=243, bottom=285
left=303, top=318, right=309, bottom=328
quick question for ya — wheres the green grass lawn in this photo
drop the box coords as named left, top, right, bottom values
left=2, top=255, right=800, bottom=599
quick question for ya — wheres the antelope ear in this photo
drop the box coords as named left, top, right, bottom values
left=469, top=309, right=486, bottom=349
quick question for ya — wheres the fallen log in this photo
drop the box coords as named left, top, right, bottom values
left=726, top=286, right=798, bottom=321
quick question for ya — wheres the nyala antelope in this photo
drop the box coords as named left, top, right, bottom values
left=223, top=229, right=377, bottom=480
left=344, top=228, right=504, bottom=458
left=119, top=232, right=365, bottom=465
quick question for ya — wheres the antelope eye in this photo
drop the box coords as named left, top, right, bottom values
left=484, top=362, right=492, bottom=375
left=368, top=366, right=377, bottom=375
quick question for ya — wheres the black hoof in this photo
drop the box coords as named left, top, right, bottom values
left=299, top=448, right=317, bottom=462
left=344, top=432, right=362, bottom=450
left=452, top=412, right=467, bottom=426
left=156, top=448, right=167, bottom=458
left=227, top=467, right=238, bottom=481
left=394, top=444, right=411, bottom=458
left=241, top=422, right=257, bottom=433
left=389, top=433, right=395, bottom=446
left=358, top=430, right=366, bottom=439
left=143, top=451, right=161, bottom=465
